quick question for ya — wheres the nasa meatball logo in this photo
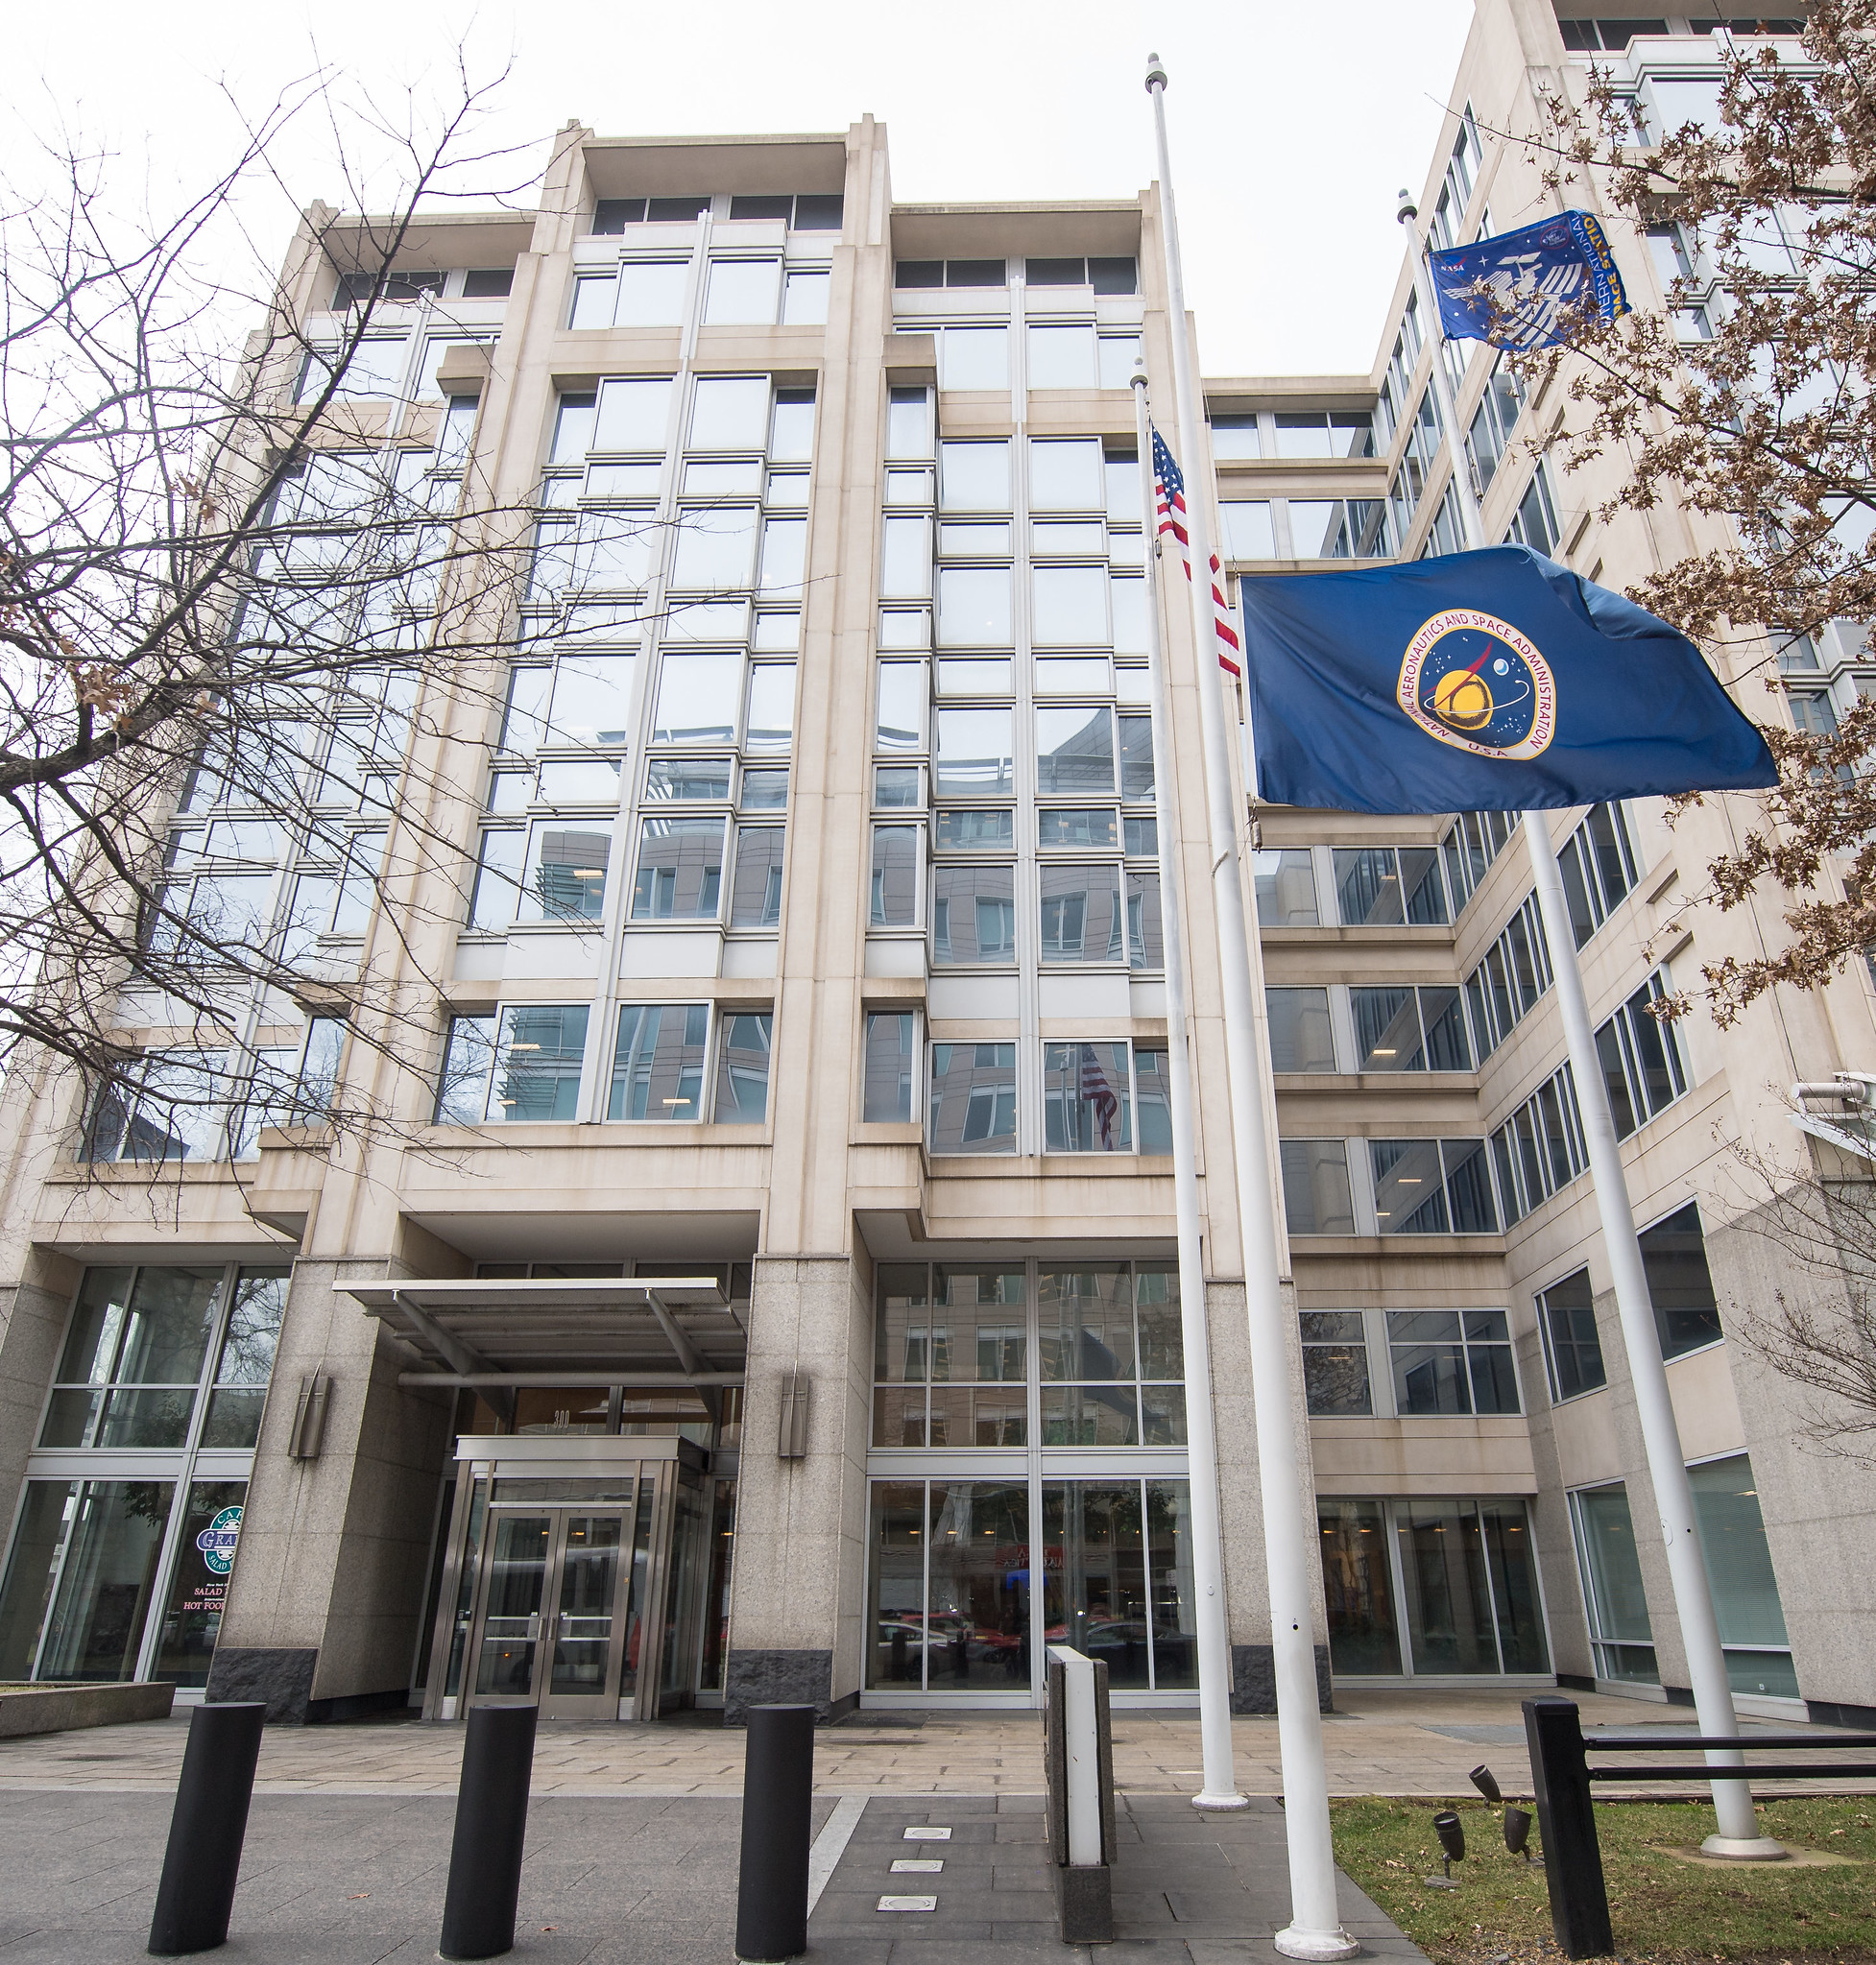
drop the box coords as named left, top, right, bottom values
left=1398, top=610, right=1556, bottom=761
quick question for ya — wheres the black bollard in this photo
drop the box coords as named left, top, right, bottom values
left=734, top=1704, right=816, bottom=1963
left=147, top=1701, right=266, bottom=1955
left=1523, top=1696, right=1612, bottom=1959
left=439, top=1703, right=539, bottom=1960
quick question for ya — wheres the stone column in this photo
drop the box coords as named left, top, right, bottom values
left=208, top=1258, right=453, bottom=1721
left=724, top=1254, right=872, bottom=1722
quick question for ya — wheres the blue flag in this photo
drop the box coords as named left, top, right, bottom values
left=1243, top=546, right=1777, bottom=815
left=1429, top=210, right=1628, bottom=349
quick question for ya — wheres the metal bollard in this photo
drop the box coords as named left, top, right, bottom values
left=147, top=1701, right=266, bottom=1955
left=1524, top=1696, right=1613, bottom=1960
left=734, top=1704, right=816, bottom=1963
left=439, top=1703, right=539, bottom=1960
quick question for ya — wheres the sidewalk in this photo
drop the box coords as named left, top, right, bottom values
left=0, top=1787, right=1426, bottom=1965
left=0, top=1686, right=1845, bottom=1800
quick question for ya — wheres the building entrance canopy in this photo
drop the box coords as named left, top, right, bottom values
left=341, top=1278, right=745, bottom=1388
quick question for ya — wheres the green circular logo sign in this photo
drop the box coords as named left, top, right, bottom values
left=196, top=1505, right=243, bottom=1577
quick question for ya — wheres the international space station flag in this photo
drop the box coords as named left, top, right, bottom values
left=1427, top=209, right=1629, bottom=351
left=1243, top=545, right=1778, bottom=815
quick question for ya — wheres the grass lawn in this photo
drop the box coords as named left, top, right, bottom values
left=1331, top=1796, right=1876, bottom=1965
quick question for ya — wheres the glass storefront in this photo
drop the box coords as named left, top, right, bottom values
left=1318, top=1496, right=1549, bottom=1678
left=866, top=1475, right=1195, bottom=1695
left=1689, top=1453, right=1797, bottom=1698
left=0, top=1264, right=285, bottom=1688
left=1569, top=1482, right=1658, bottom=1684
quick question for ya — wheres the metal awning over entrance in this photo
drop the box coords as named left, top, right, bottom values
left=341, top=1277, right=746, bottom=1390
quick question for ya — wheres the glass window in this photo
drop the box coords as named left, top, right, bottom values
left=1097, top=336, right=1141, bottom=390
left=1039, top=865, right=1123, bottom=964
left=1125, top=870, right=1162, bottom=972
left=1394, top=1498, right=1548, bottom=1674
left=1220, top=502, right=1276, bottom=560
left=936, top=567, right=1012, bottom=645
left=870, top=825, right=920, bottom=927
left=436, top=1015, right=497, bottom=1125
left=1255, top=849, right=1318, bottom=926
left=593, top=376, right=674, bottom=450
left=782, top=271, right=830, bottom=324
left=0, top=1478, right=177, bottom=1681
left=1036, top=706, right=1114, bottom=797
left=1027, top=324, right=1097, bottom=389
left=743, top=766, right=789, bottom=810
left=1639, top=1202, right=1722, bottom=1360
left=655, top=652, right=743, bottom=744
left=704, top=258, right=781, bottom=324
left=608, top=1004, right=709, bottom=1121
left=937, top=328, right=1008, bottom=391
left=469, top=831, right=524, bottom=932
left=1043, top=1042, right=1133, bottom=1151
left=612, top=261, right=688, bottom=327
left=886, top=388, right=931, bottom=459
left=645, top=756, right=731, bottom=803
left=939, top=440, right=1011, bottom=512
left=547, top=655, right=637, bottom=747
left=517, top=822, right=612, bottom=924
left=1038, top=807, right=1117, bottom=848
left=863, top=1012, right=917, bottom=1122
left=1029, top=439, right=1104, bottom=511
left=1539, top=1268, right=1606, bottom=1402
left=934, top=707, right=1015, bottom=798
left=745, top=664, right=795, bottom=753
left=772, top=386, right=816, bottom=458
left=1388, top=1308, right=1518, bottom=1414
left=1267, top=988, right=1335, bottom=1072
left=1371, top=1138, right=1448, bottom=1234
left=1280, top=1139, right=1355, bottom=1235
left=758, top=518, right=806, bottom=597
left=876, top=660, right=926, bottom=753
left=1302, top=1313, right=1372, bottom=1416
left=714, top=1012, right=773, bottom=1123
left=880, top=515, right=931, bottom=597
left=670, top=506, right=759, bottom=589
left=1210, top=416, right=1261, bottom=460
left=632, top=815, right=726, bottom=920
left=938, top=657, right=1014, bottom=695
left=1117, top=716, right=1154, bottom=800
left=1571, top=1483, right=1657, bottom=1685
left=930, top=862, right=1016, bottom=965
left=689, top=376, right=771, bottom=450
left=1319, top=1498, right=1399, bottom=1673
left=934, top=808, right=1014, bottom=851
left=150, top=1477, right=249, bottom=1686
left=1688, top=1454, right=1796, bottom=1697
left=730, top=827, right=785, bottom=927
left=1032, top=566, right=1109, bottom=644
left=927, top=1042, right=1017, bottom=1154
left=488, top=1005, right=589, bottom=1122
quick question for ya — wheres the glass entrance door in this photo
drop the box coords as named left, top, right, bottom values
left=460, top=1464, right=677, bottom=1720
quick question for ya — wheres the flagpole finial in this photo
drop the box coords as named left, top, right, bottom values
left=1130, top=357, right=1148, bottom=394
left=1145, top=52, right=1167, bottom=90
left=1396, top=188, right=1419, bottom=226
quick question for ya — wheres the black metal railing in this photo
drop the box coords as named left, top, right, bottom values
left=1525, top=1694, right=1876, bottom=1959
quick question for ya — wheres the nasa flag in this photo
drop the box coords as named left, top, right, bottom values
left=1428, top=209, right=1628, bottom=350
left=1243, top=546, right=1777, bottom=815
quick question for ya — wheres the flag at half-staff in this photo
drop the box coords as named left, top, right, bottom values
left=1152, top=425, right=1242, bottom=677
left=1428, top=209, right=1629, bottom=350
left=1242, top=544, right=1776, bottom=814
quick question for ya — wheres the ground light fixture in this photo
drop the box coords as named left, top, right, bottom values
left=1424, top=1809, right=1466, bottom=1888
left=1469, top=1765, right=1502, bottom=1806
left=1503, top=1807, right=1535, bottom=1863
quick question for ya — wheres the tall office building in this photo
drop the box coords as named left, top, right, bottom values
left=0, top=0, right=1867, bottom=1729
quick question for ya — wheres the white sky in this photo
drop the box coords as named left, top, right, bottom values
left=10, top=0, right=1477, bottom=378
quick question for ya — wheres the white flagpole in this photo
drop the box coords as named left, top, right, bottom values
left=1147, top=55, right=1358, bottom=1957
left=1398, top=193, right=1778, bottom=1857
left=1132, top=363, right=1248, bottom=1813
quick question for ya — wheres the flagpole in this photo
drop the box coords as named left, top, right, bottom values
left=1133, top=363, right=1249, bottom=1813
left=1147, top=55, right=1357, bottom=1957
left=1397, top=193, right=1778, bottom=1857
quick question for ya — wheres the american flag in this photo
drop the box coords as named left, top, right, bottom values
left=1151, top=424, right=1242, bottom=680
left=1078, top=1043, right=1119, bottom=1149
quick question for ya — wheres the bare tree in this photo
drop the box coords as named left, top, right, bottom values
left=1496, top=1, right=1876, bottom=1023
left=0, top=74, right=673, bottom=1179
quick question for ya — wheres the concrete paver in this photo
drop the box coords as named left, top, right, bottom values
left=0, top=1685, right=1851, bottom=1801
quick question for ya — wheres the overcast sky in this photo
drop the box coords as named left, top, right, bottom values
left=11, top=0, right=1478, bottom=378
